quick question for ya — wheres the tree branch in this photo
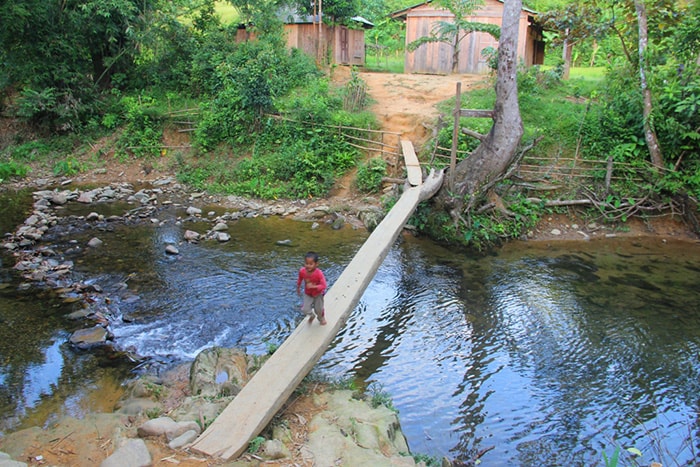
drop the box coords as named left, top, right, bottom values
left=461, top=128, right=486, bottom=141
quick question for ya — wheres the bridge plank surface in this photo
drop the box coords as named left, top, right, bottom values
left=401, top=139, right=422, bottom=186
left=190, top=184, right=426, bottom=460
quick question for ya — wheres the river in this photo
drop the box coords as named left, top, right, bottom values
left=1, top=191, right=699, bottom=466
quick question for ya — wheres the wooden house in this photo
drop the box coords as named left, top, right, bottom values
left=392, top=0, right=544, bottom=75
left=237, top=12, right=373, bottom=66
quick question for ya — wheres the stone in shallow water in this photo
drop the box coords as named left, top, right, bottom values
left=87, top=237, right=103, bottom=248
left=184, top=230, right=200, bottom=242
left=69, top=325, right=110, bottom=349
left=215, top=232, right=230, bottom=242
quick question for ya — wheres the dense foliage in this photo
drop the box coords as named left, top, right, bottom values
left=0, top=0, right=698, bottom=248
left=0, top=0, right=378, bottom=198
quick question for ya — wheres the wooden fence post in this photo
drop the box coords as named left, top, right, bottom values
left=450, top=82, right=461, bottom=191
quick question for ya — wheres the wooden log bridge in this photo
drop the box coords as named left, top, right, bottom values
left=190, top=141, right=443, bottom=460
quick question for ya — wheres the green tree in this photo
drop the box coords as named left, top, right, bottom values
left=0, top=0, right=194, bottom=130
left=537, top=3, right=606, bottom=77
left=293, top=0, right=361, bottom=24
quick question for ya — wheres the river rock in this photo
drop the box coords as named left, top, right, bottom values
left=130, top=191, right=152, bottom=204
left=24, top=214, right=40, bottom=226
left=100, top=439, right=151, bottom=467
left=165, top=245, right=179, bottom=255
left=189, top=347, right=249, bottom=398
left=87, top=237, right=103, bottom=248
left=212, top=222, right=228, bottom=231
left=331, top=215, right=345, bottom=230
left=137, top=417, right=200, bottom=441
left=153, top=177, right=174, bottom=186
left=51, top=192, right=68, bottom=205
left=359, top=207, right=385, bottom=232
left=214, top=232, right=230, bottom=242
left=168, top=429, right=198, bottom=450
left=69, top=325, right=111, bottom=349
left=100, top=188, right=117, bottom=199
left=115, top=398, right=161, bottom=417
left=0, top=451, right=27, bottom=467
left=77, top=192, right=94, bottom=203
left=186, top=206, right=202, bottom=216
left=305, top=390, right=413, bottom=467
left=184, top=230, right=200, bottom=242
left=261, top=439, right=290, bottom=460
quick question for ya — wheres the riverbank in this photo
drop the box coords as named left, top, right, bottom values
left=1, top=170, right=697, bottom=467
left=0, top=347, right=419, bottom=467
left=0, top=175, right=427, bottom=467
left=5, top=162, right=698, bottom=244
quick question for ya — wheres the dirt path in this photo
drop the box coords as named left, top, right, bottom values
left=328, top=70, right=487, bottom=198
left=357, top=71, right=487, bottom=148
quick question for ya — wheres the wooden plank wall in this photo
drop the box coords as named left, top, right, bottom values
left=404, top=0, right=533, bottom=75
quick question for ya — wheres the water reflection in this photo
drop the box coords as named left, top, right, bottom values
left=1, top=189, right=699, bottom=465
left=321, top=237, right=700, bottom=466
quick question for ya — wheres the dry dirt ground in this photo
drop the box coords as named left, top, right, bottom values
left=357, top=70, right=485, bottom=146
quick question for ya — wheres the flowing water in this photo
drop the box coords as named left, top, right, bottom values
left=1, top=190, right=699, bottom=466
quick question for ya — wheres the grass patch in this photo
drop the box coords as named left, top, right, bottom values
left=214, top=1, right=240, bottom=24
left=569, top=66, right=605, bottom=81
left=362, top=54, right=405, bottom=73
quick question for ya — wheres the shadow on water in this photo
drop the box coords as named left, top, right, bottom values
left=1, top=188, right=700, bottom=465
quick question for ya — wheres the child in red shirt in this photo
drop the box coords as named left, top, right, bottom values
left=296, top=251, right=327, bottom=325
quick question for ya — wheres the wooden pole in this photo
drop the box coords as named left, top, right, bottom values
left=450, top=82, right=461, bottom=191
left=318, top=0, right=324, bottom=64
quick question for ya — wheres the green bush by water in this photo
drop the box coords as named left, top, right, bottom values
left=356, top=158, right=387, bottom=193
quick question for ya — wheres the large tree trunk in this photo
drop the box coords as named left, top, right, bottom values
left=438, top=0, right=524, bottom=217
left=634, top=0, right=664, bottom=169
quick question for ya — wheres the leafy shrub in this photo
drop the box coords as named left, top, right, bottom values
left=517, top=65, right=563, bottom=94
left=10, top=141, right=53, bottom=161
left=0, top=161, right=29, bottom=182
left=53, top=157, right=84, bottom=176
left=342, top=68, right=370, bottom=111
left=247, top=436, right=266, bottom=453
left=195, top=88, right=251, bottom=150
left=481, top=46, right=498, bottom=72
left=367, top=382, right=396, bottom=412
left=16, top=87, right=89, bottom=133
left=117, top=95, right=163, bottom=158
left=356, top=158, right=387, bottom=192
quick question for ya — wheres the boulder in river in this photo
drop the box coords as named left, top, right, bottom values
left=69, top=325, right=112, bottom=349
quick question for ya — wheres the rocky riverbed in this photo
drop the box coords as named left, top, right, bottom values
left=1, top=178, right=440, bottom=467
left=1, top=175, right=696, bottom=467
left=0, top=347, right=424, bottom=467
left=2, top=177, right=387, bottom=356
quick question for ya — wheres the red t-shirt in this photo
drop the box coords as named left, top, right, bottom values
left=297, top=267, right=327, bottom=297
